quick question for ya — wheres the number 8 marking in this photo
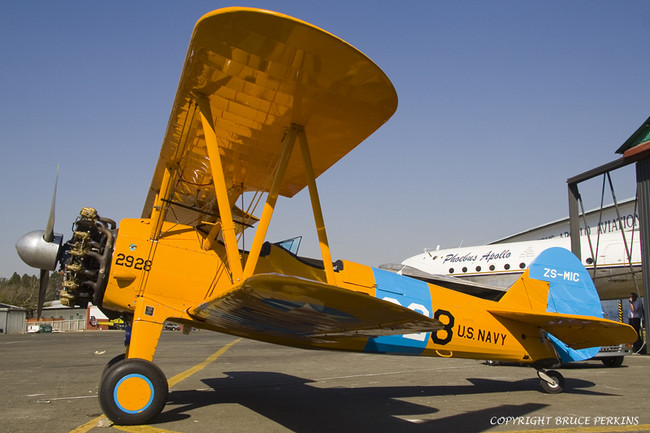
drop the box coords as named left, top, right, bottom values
left=431, top=309, right=454, bottom=345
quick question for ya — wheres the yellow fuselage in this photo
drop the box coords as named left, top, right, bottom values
left=104, top=219, right=557, bottom=364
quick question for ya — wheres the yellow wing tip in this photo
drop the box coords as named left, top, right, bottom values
left=195, top=7, right=346, bottom=45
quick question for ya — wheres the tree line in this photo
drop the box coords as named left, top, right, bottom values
left=0, top=272, right=62, bottom=317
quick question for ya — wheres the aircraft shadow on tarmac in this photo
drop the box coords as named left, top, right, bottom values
left=157, top=371, right=620, bottom=432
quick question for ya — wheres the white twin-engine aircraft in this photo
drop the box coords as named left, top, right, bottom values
left=381, top=230, right=641, bottom=301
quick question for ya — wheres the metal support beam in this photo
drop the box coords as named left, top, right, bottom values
left=567, top=157, right=630, bottom=185
left=567, top=156, right=638, bottom=262
left=635, top=158, right=650, bottom=353
left=568, top=182, right=581, bottom=259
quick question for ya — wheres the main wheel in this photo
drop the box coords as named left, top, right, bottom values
left=99, top=358, right=168, bottom=425
left=539, top=370, right=564, bottom=394
left=101, top=353, right=126, bottom=377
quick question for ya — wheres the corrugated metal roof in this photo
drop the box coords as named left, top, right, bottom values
left=616, top=115, right=650, bottom=154
left=0, top=303, right=27, bottom=311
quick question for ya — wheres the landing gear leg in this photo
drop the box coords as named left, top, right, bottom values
left=98, top=297, right=174, bottom=424
left=537, top=369, right=564, bottom=394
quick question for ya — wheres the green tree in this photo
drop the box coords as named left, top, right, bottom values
left=8, top=272, right=20, bottom=285
left=0, top=272, right=62, bottom=317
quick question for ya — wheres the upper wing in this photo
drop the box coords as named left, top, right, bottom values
left=190, top=274, right=442, bottom=344
left=143, top=7, right=398, bottom=227
left=489, top=309, right=638, bottom=350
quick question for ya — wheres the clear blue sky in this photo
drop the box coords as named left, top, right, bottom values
left=2, top=0, right=649, bottom=278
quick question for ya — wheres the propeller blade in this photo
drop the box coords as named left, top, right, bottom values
left=43, top=166, right=59, bottom=243
left=37, top=269, right=50, bottom=320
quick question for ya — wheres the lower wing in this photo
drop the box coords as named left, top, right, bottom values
left=191, top=274, right=443, bottom=343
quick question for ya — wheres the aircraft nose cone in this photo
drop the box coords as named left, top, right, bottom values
left=16, top=230, right=61, bottom=270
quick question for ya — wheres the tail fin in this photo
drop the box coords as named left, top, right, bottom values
left=500, top=247, right=602, bottom=316
left=492, top=247, right=636, bottom=363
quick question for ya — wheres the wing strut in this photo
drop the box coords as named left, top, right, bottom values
left=241, top=124, right=336, bottom=284
left=148, top=102, right=197, bottom=240
left=190, top=106, right=337, bottom=285
left=296, top=125, right=336, bottom=284
left=149, top=167, right=174, bottom=239
left=243, top=126, right=298, bottom=279
left=197, top=94, right=244, bottom=282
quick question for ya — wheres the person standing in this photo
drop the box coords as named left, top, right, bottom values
left=629, top=293, right=644, bottom=352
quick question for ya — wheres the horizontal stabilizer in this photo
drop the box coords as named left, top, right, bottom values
left=489, top=309, right=638, bottom=350
left=191, top=274, right=443, bottom=342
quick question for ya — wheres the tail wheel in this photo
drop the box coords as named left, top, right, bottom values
left=99, top=358, right=168, bottom=425
left=538, top=369, right=564, bottom=394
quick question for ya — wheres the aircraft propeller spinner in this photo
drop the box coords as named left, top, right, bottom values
left=15, top=167, right=63, bottom=319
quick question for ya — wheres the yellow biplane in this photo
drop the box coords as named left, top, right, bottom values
left=16, top=7, right=637, bottom=425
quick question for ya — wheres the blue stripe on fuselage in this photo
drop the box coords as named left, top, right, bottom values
left=364, top=268, right=433, bottom=355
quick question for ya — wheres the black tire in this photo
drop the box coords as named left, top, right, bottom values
left=601, top=356, right=624, bottom=368
left=99, top=358, right=168, bottom=425
left=539, top=370, right=564, bottom=394
left=101, top=353, right=126, bottom=377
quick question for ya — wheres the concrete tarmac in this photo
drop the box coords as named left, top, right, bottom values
left=1, top=330, right=649, bottom=433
